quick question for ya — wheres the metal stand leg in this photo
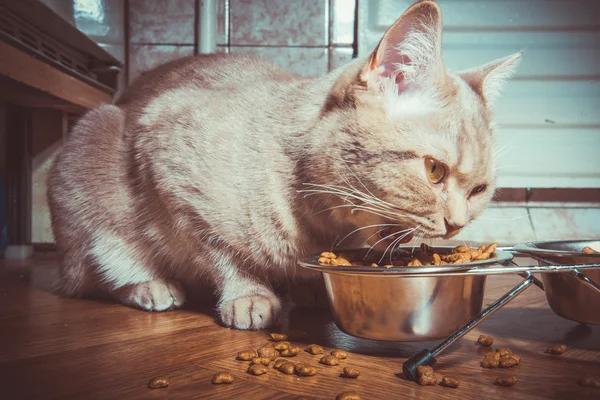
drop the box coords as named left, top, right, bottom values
left=402, top=272, right=535, bottom=381
left=573, top=269, right=600, bottom=294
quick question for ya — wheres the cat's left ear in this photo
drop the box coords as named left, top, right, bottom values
left=460, top=51, right=524, bottom=106
left=360, top=0, right=444, bottom=93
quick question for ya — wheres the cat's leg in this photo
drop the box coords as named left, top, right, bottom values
left=86, top=232, right=186, bottom=312
left=211, top=252, right=281, bottom=330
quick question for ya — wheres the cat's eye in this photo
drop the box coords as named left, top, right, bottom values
left=471, top=184, right=487, bottom=196
left=424, top=158, right=446, bottom=184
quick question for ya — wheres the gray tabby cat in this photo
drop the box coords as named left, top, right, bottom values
left=48, top=0, right=521, bottom=329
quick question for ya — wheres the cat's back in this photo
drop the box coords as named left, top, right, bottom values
left=116, top=53, right=301, bottom=107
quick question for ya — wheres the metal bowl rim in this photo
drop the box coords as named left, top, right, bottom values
left=514, top=240, right=600, bottom=258
left=298, top=246, right=514, bottom=276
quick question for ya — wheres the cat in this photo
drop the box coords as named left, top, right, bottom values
left=48, top=0, right=521, bottom=330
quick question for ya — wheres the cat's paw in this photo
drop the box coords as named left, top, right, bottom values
left=116, top=280, right=186, bottom=312
left=218, top=295, right=282, bottom=330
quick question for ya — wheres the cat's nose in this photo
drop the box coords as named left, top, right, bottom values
left=444, top=219, right=464, bottom=234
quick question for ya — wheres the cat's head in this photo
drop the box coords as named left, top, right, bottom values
left=310, top=0, right=522, bottom=248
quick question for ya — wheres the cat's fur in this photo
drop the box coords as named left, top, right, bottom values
left=48, top=0, right=521, bottom=329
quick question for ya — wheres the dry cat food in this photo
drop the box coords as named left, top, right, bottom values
left=482, top=348, right=521, bottom=368
left=270, top=333, right=288, bottom=341
left=318, top=242, right=498, bottom=268
left=257, top=346, right=279, bottom=360
left=237, top=350, right=258, bottom=361
left=273, top=359, right=287, bottom=369
left=331, top=349, right=348, bottom=359
left=342, top=367, right=360, bottom=379
left=274, top=341, right=290, bottom=351
left=320, top=355, right=341, bottom=366
left=495, top=375, right=518, bottom=387
left=251, top=357, right=272, bottom=366
left=278, top=361, right=296, bottom=375
left=280, top=346, right=301, bottom=357
left=306, top=344, right=324, bottom=355
left=499, top=354, right=521, bottom=368
left=295, top=363, right=318, bottom=377
left=247, top=364, right=268, bottom=376
left=477, top=335, right=494, bottom=346
left=582, top=246, right=599, bottom=254
left=545, top=343, right=567, bottom=355
left=496, top=348, right=513, bottom=357
left=482, top=351, right=500, bottom=368
left=416, top=365, right=437, bottom=386
left=578, top=375, right=600, bottom=389
left=147, top=377, right=170, bottom=389
left=211, top=372, right=234, bottom=384
left=442, top=376, right=460, bottom=388
left=336, top=392, right=361, bottom=400
left=318, top=252, right=351, bottom=266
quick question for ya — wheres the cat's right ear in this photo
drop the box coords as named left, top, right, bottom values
left=360, top=0, right=444, bottom=94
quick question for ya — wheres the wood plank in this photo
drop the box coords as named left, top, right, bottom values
left=0, top=256, right=599, bottom=399
left=0, top=41, right=112, bottom=110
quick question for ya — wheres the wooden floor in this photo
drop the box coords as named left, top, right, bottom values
left=0, top=254, right=599, bottom=400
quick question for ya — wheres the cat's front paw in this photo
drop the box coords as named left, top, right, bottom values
left=218, top=295, right=282, bottom=330
left=116, top=280, right=186, bottom=312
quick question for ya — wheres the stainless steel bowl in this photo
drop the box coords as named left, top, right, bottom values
left=514, top=240, right=600, bottom=325
left=298, top=247, right=514, bottom=341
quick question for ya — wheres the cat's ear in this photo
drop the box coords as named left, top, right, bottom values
left=460, top=51, right=524, bottom=106
left=360, top=0, right=444, bottom=93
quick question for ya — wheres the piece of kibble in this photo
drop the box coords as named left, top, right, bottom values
left=578, top=376, right=600, bottom=388
left=273, top=359, right=287, bottom=369
left=371, top=263, right=379, bottom=267
left=342, top=367, right=360, bottom=379
left=247, top=364, right=268, bottom=376
left=495, top=376, right=518, bottom=387
left=582, top=246, right=599, bottom=254
left=320, top=355, right=340, bottom=366
left=333, top=257, right=352, bottom=266
left=147, top=377, right=169, bottom=389
left=270, top=333, right=288, bottom=341
left=251, top=357, right=272, bottom=366
left=211, top=372, right=234, bottom=384
left=432, top=254, right=442, bottom=265
left=482, top=351, right=500, bottom=368
left=496, top=348, right=513, bottom=357
left=453, top=245, right=470, bottom=253
left=331, top=349, right=348, bottom=359
left=545, top=344, right=567, bottom=355
left=442, top=377, right=460, bottom=388
left=499, top=355, right=521, bottom=368
left=278, top=362, right=296, bottom=375
left=484, top=242, right=498, bottom=254
left=474, top=252, right=491, bottom=261
left=416, top=365, right=437, bottom=386
left=280, top=347, right=301, bottom=357
left=295, top=363, right=318, bottom=377
left=257, top=347, right=279, bottom=360
left=306, top=344, right=324, bottom=355
left=336, top=392, right=361, bottom=400
left=318, top=257, right=333, bottom=265
left=384, top=264, right=393, bottom=269
left=274, top=341, right=290, bottom=351
left=478, top=335, right=494, bottom=346
left=320, top=252, right=337, bottom=259
left=407, top=258, right=423, bottom=267
left=236, top=350, right=258, bottom=361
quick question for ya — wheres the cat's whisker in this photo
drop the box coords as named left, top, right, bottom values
left=336, top=223, right=402, bottom=247
left=365, top=226, right=417, bottom=260
left=361, top=227, right=389, bottom=247
left=313, top=203, right=406, bottom=222
left=300, top=183, right=399, bottom=214
left=377, top=227, right=419, bottom=264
